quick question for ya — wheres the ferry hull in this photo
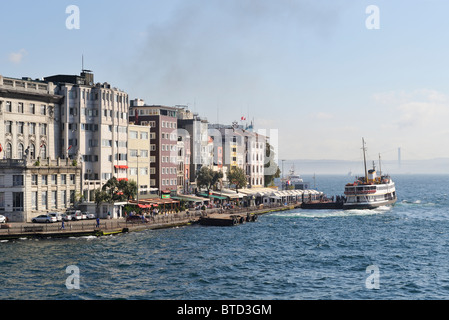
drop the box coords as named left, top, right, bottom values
left=343, top=198, right=397, bottom=210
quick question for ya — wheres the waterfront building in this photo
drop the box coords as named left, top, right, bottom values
left=245, top=131, right=266, bottom=188
left=129, top=101, right=178, bottom=194
left=208, top=123, right=266, bottom=188
left=44, top=71, right=129, bottom=202
left=0, top=75, right=81, bottom=222
left=177, top=132, right=191, bottom=194
left=177, top=108, right=213, bottom=191
left=127, top=124, right=153, bottom=197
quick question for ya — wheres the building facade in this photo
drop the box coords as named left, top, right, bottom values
left=45, top=72, right=129, bottom=202
left=127, top=124, right=152, bottom=197
left=0, top=75, right=81, bottom=222
left=129, top=101, right=178, bottom=194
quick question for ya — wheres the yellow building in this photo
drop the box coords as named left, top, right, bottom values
left=127, top=124, right=152, bottom=198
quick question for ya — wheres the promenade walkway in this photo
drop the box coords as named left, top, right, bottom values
left=0, top=203, right=299, bottom=240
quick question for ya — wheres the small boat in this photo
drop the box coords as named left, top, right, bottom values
left=343, top=139, right=397, bottom=210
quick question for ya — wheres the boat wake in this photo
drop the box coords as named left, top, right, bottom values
left=271, top=206, right=392, bottom=219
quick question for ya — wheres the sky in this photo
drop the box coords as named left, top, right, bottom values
left=2, top=0, right=449, bottom=164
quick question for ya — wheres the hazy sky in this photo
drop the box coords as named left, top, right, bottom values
left=2, top=0, right=449, bottom=162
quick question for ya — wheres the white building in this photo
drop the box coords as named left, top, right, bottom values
left=45, top=72, right=129, bottom=202
left=0, top=75, right=81, bottom=222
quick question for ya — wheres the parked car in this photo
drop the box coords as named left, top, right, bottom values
left=86, top=213, right=96, bottom=220
left=0, top=215, right=6, bottom=223
left=61, top=213, right=72, bottom=221
left=49, top=212, right=63, bottom=222
left=81, top=212, right=88, bottom=220
left=32, top=215, right=57, bottom=223
left=66, top=210, right=82, bottom=220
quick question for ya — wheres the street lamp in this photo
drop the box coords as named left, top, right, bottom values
left=136, top=153, right=140, bottom=205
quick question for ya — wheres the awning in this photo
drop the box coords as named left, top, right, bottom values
left=198, top=193, right=228, bottom=200
left=172, top=195, right=208, bottom=203
left=114, top=165, right=129, bottom=169
left=117, top=178, right=128, bottom=181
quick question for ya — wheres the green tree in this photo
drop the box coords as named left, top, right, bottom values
left=264, top=141, right=281, bottom=187
left=196, top=167, right=223, bottom=192
left=118, top=179, right=137, bottom=201
left=227, top=166, right=247, bottom=193
left=94, top=188, right=111, bottom=213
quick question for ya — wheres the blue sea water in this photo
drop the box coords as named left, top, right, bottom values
left=1, top=174, right=449, bottom=300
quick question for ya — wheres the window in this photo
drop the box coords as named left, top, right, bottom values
left=130, top=149, right=138, bottom=157
left=51, top=174, right=57, bottom=185
left=31, top=192, right=38, bottom=210
left=70, top=174, right=75, bottom=184
left=40, top=105, right=46, bottom=115
left=18, top=102, right=24, bottom=113
left=13, top=175, right=23, bottom=186
left=29, top=103, right=35, bottom=114
left=140, top=132, right=148, bottom=140
left=101, top=173, right=112, bottom=180
left=17, top=143, right=24, bottom=159
left=40, top=124, right=47, bottom=135
left=40, top=144, right=47, bottom=159
left=130, top=131, right=138, bottom=139
left=17, top=122, right=24, bottom=134
left=42, top=191, right=48, bottom=210
left=13, top=192, right=24, bottom=212
left=29, top=123, right=36, bottom=135
left=61, top=190, right=67, bottom=208
left=42, top=175, right=48, bottom=186
left=30, top=144, right=35, bottom=159
left=51, top=191, right=57, bottom=209
left=0, top=192, right=4, bottom=211
left=140, top=150, right=148, bottom=158
left=6, top=101, right=12, bottom=112
left=101, top=140, right=112, bottom=147
left=61, top=174, right=67, bottom=185
left=5, top=143, right=12, bottom=159
left=5, top=121, right=12, bottom=134
left=129, top=168, right=138, bottom=175
left=31, top=175, right=38, bottom=186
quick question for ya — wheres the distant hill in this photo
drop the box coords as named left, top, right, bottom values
left=280, top=158, right=449, bottom=175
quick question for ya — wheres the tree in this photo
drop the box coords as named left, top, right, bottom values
left=94, top=188, right=111, bottom=213
left=119, top=179, right=137, bottom=201
left=196, top=167, right=223, bottom=192
left=264, top=141, right=281, bottom=187
left=227, top=166, right=247, bottom=193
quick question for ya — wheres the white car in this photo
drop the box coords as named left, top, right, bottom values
left=49, top=212, right=63, bottom=222
left=86, top=213, right=96, bottom=220
left=0, top=215, right=6, bottom=223
left=32, top=215, right=57, bottom=223
left=61, top=213, right=72, bottom=221
left=66, top=210, right=82, bottom=220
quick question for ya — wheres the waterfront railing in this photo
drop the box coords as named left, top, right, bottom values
left=0, top=202, right=296, bottom=236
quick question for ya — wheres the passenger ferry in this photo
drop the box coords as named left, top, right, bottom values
left=343, top=139, right=397, bottom=210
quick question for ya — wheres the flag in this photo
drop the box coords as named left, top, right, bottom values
left=0, top=143, right=2, bottom=153
left=241, top=116, right=246, bottom=121
left=67, top=145, right=72, bottom=151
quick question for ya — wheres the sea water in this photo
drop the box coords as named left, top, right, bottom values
left=1, top=174, right=449, bottom=300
